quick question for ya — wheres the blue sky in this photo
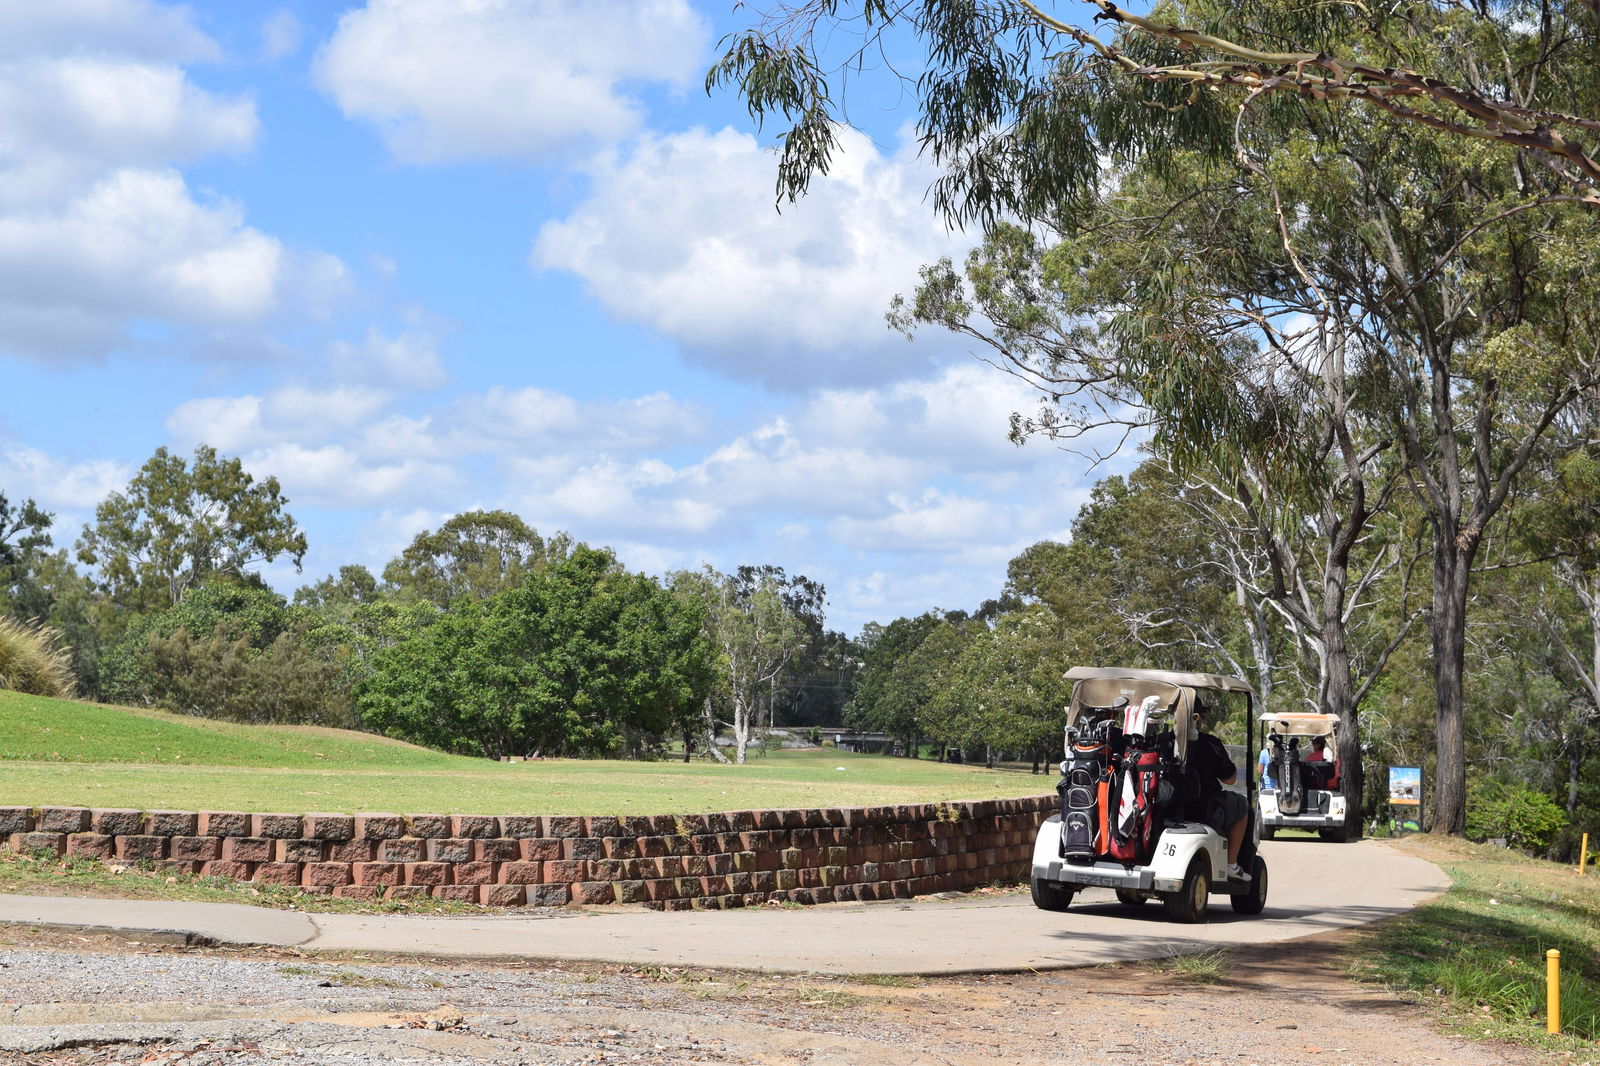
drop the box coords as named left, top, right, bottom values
left=2, top=0, right=1121, bottom=636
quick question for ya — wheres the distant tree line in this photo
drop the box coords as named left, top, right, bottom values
left=0, top=445, right=857, bottom=762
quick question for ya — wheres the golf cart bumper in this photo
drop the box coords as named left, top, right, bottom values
left=1031, top=859, right=1181, bottom=894
left=1260, top=790, right=1346, bottom=828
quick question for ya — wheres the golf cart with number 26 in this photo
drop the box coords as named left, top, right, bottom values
left=1030, top=667, right=1268, bottom=923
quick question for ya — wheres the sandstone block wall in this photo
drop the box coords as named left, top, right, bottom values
left=2, top=797, right=1054, bottom=909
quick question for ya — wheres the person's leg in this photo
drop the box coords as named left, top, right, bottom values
left=1226, top=816, right=1245, bottom=864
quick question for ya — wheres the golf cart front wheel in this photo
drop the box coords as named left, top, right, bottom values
left=1115, top=889, right=1147, bottom=907
left=1162, top=857, right=1211, bottom=924
left=1230, top=856, right=1269, bottom=915
left=1031, top=877, right=1075, bottom=912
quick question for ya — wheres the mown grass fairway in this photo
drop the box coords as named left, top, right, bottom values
left=0, top=691, right=1052, bottom=814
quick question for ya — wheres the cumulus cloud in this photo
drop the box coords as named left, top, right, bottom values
left=0, top=3, right=351, bottom=363
left=246, top=443, right=459, bottom=508
left=0, top=169, right=290, bottom=359
left=167, top=385, right=392, bottom=453
left=830, top=489, right=1009, bottom=554
left=0, top=439, right=129, bottom=512
left=315, top=0, right=708, bottom=164
left=332, top=327, right=447, bottom=390
left=443, top=386, right=703, bottom=453
left=533, top=126, right=971, bottom=388
left=0, top=57, right=256, bottom=207
left=0, top=1, right=217, bottom=64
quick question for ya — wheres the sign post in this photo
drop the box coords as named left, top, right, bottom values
left=1388, top=766, right=1423, bottom=833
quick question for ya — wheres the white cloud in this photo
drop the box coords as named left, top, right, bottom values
left=830, top=490, right=1008, bottom=553
left=0, top=439, right=129, bottom=512
left=534, top=126, right=970, bottom=388
left=799, top=363, right=1045, bottom=470
left=0, top=169, right=286, bottom=359
left=260, top=10, right=303, bottom=61
left=444, top=386, right=702, bottom=452
left=246, top=443, right=459, bottom=508
left=332, top=327, right=447, bottom=390
left=690, top=420, right=925, bottom=514
left=315, top=0, right=708, bottom=164
left=0, top=2, right=217, bottom=64
left=167, top=385, right=392, bottom=453
left=0, top=7, right=354, bottom=363
left=0, top=57, right=255, bottom=209
left=506, top=455, right=721, bottom=535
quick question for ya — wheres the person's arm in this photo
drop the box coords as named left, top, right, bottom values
left=1205, top=735, right=1238, bottom=786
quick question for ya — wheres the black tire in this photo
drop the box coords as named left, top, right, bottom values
left=1115, top=889, right=1147, bottom=907
left=1319, top=826, right=1349, bottom=843
left=1162, top=857, right=1211, bottom=924
left=1031, top=877, right=1075, bottom=912
left=1260, top=824, right=1277, bottom=841
left=1230, top=856, right=1269, bottom=915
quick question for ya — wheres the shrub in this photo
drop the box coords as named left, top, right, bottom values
left=1466, top=773, right=1568, bottom=854
left=141, top=621, right=356, bottom=727
left=0, top=616, right=76, bottom=697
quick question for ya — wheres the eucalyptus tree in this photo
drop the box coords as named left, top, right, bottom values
left=1488, top=432, right=1600, bottom=816
left=383, top=510, right=572, bottom=608
left=902, top=213, right=1419, bottom=834
left=76, top=445, right=307, bottom=611
left=672, top=566, right=812, bottom=764
left=845, top=610, right=948, bottom=756
left=934, top=605, right=1072, bottom=770
left=714, top=0, right=1600, bottom=834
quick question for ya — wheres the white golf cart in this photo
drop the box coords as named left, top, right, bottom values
left=1030, top=667, right=1268, bottom=923
left=1258, top=712, right=1349, bottom=841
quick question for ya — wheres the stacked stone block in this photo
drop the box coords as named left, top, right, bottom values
left=2, top=796, right=1053, bottom=909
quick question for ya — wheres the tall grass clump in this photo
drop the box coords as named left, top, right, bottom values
left=1353, top=839, right=1600, bottom=1049
left=0, top=617, right=76, bottom=698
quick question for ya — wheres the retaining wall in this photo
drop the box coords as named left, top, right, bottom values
left=1, top=797, right=1054, bottom=909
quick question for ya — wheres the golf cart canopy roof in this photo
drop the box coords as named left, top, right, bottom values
left=1061, top=667, right=1256, bottom=762
left=1063, top=666, right=1256, bottom=694
left=1260, top=712, right=1339, bottom=738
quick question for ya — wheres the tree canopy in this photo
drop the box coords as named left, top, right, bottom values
left=76, top=445, right=307, bottom=610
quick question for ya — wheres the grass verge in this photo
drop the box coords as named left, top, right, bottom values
left=0, top=847, right=484, bottom=916
left=1351, top=835, right=1600, bottom=1057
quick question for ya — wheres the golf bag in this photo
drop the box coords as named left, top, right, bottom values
left=1106, top=746, right=1163, bottom=864
left=1273, top=735, right=1304, bottom=815
left=1058, top=715, right=1120, bottom=860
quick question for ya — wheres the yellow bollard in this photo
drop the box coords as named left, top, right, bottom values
left=1547, top=949, right=1561, bottom=1034
left=1581, top=833, right=1589, bottom=876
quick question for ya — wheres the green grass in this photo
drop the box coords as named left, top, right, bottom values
left=1151, top=947, right=1231, bottom=984
left=1351, top=836, right=1600, bottom=1055
left=0, top=690, right=1052, bottom=814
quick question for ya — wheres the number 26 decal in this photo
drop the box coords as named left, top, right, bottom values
left=1162, top=842, right=1178, bottom=856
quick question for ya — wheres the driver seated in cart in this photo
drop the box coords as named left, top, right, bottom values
left=1189, top=701, right=1252, bottom=881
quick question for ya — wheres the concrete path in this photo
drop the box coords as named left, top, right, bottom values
left=0, top=838, right=1446, bottom=975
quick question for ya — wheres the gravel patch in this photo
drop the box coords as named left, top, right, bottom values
left=0, top=929, right=1572, bottom=1066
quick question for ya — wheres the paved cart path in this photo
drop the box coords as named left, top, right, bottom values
left=0, top=838, right=1444, bottom=974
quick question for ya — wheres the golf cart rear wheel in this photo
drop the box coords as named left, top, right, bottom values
left=1230, top=855, right=1268, bottom=915
left=1115, top=889, right=1147, bottom=907
left=1031, top=877, right=1075, bottom=912
left=1318, top=826, right=1349, bottom=842
left=1162, top=857, right=1211, bottom=924
left=1260, top=825, right=1276, bottom=841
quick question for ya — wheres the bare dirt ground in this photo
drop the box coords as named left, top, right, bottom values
left=0, top=920, right=1566, bottom=1066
